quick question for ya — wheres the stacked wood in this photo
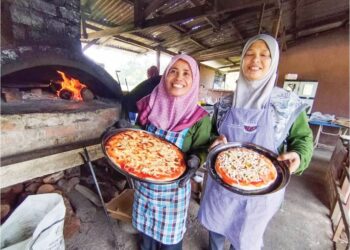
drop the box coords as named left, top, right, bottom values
left=0, top=183, right=23, bottom=222
left=1, top=88, right=22, bottom=102
left=0, top=158, right=129, bottom=239
left=0, top=169, right=82, bottom=239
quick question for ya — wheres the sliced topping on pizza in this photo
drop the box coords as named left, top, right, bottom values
left=215, top=147, right=277, bottom=190
left=105, top=130, right=186, bottom=182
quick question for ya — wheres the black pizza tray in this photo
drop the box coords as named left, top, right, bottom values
left=206, top=142, right=290, bottom=195
left=101, top=128, right=190, bottom=185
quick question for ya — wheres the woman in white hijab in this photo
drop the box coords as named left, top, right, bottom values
left=198, top=34, right=314, bottom=250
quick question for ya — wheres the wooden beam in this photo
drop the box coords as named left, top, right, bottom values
left=161, top=4, right=276, bottom=49
left=98, top=36, right=114, bottom=45
left=105, top=45, right=142, bottom=54
left=275, top=0, right=281, bottom=9
left=222, top=69, right=240, bottom=73
left=134, top=0, right=145, bottom=27
left=192, top=41, right=243, bottom=61
left=189, top=0, right=220, bottom=29
left=230, top=21, right=243, bottom=41
left=121, top=0, right=134, bottom=5
left=81, top=10, right=88, bottom=39
left=294, top=0, right=298, bottom=39
left=293, top=0, right=304, bottom=39
left=295, top=11, right=349, bottom=31
left=88, top=0, right=269, bottom=39
left=144, top=0, right=167, bottom=18
left=129, top=31, right=164, bottom=44
left=258, top=3, right=266, bottom=34
left=142, top=4, right=213, bottom=28
left=86, top=23, right=176, bottom=56
left=156, top=48, right=160, bottom=70
left=169, top=24, right=188, bottom=33
left=0, top=144, right=103, bottom=188
left=226, top=58, right=240, bottom=66
left=218, top=65, right=233, bottom=69
left=192, top=40, right=242, bottom=57
left=189, top=37, right=208, bottom=49
left=82, top=39, right=99, bottom=51
left=272, top=8, right=283, bottom=38
left=113, top=36, right=151, bottom=51
left=281, top=26, right=287, bottom=51
left=88, top=23, right=137, bottom=39
left=153, top=13, right=208, bottom=50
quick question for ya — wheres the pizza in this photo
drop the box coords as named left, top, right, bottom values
left=104, top=130, right=186, bottom=182
left=215, top=147, right=277, bottom=190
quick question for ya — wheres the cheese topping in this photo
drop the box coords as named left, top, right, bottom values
left=216, top=148, right=276, bottom=185
left=105, top=130, right=185, bottom=180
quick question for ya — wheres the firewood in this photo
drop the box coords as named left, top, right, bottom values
left=11, top=183, right=24, bottom=194
left=30, top=88, right=42, bottom=96
left=65, top=167, right=81, bottom=179
left=66, top=189, right=97, bottom=223
left=43, top=171, right=64, bottom=184
left=25, top=182, right=41, bottom=194
left=36, top=184, right=56, bottom=194
left=75, top=184, right=102, bottom=207
left=81, top=87, right=94, bottom=101
left=0, top=203, right=11, bottom=221
left=1, top=88, right=22, bottom=102
left=59, top=89, right=73, bottom=100
left=57, top=177, right=80, bottom=193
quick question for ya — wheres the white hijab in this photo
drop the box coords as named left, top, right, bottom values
left=233, top=34, right=279, bottom=109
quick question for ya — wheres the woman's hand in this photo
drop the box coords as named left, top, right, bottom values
left=277, top=152, right=300, bottom=174
left=208, top=135, right=228, bottom=151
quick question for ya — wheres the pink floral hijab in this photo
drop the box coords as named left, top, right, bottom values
left=136, top=54, right=207, bottom=132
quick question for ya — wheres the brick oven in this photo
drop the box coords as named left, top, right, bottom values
left=0, top=0, right=123, bottom=188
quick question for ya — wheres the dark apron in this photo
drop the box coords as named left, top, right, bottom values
left=198, top=103, right=285, bottom=250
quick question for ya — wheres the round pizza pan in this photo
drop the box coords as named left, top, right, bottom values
left=101, top=128, right=190, bottom=185
left=206, top=142, right=291, bottom=196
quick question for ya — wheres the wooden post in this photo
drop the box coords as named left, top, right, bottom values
left=258, top=3, right=266, bottom=34
left=156, top=48, right=160, bottom=71
left=273, top=9, right=283, bottom=38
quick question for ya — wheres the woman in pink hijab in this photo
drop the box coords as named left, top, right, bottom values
left=134, top=54, right=211, bottom=250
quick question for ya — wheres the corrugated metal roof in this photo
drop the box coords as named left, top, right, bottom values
left=82, top=0, right=349, bottom=69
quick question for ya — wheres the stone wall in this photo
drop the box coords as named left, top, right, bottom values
left=1, top=0, right=81, bottom=51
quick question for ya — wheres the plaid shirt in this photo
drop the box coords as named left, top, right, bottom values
left=132, top=123, right=190, bottom=244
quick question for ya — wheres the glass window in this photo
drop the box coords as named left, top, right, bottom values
left=213, top=71, right=239, bottom=91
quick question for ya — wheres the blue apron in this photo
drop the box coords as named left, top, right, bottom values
left=198, top=103, right=285, bottom=250
left=132, top=124, right=191, bottom=245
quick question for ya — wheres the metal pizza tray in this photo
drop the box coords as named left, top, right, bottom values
left=206, top=142, right=290, bottom=196
left=101, top=128, right=190, bottom=185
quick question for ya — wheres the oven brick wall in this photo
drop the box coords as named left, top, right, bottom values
left=1, top=105, right=121, bottom=159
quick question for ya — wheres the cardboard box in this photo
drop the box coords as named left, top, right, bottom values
left=106, top=189, right=134, bottom=223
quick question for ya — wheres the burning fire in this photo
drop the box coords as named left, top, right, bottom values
left=56, top=71, right=87, bottom=101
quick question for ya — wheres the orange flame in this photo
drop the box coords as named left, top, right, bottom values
left=56, top=71, right=87, bottom=101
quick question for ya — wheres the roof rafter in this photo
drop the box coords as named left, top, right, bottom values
left=144, top=0, right=168, bottom=18
left=87, top=0, right=270, bottom=39
left=84, top=23, right=177, bottom=56
left=189, top=0, right=220, bottom=29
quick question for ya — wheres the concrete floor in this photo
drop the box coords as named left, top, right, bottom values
left=66, top=148, right=334, bottom=250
